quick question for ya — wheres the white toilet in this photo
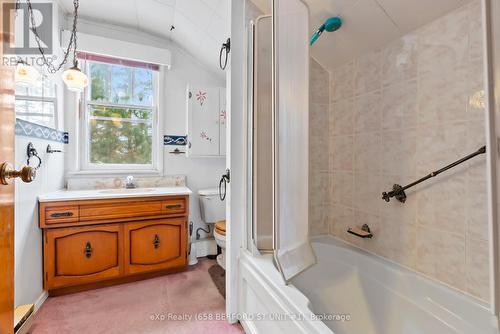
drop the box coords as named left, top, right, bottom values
left=198, top=188, right=226, bottom=269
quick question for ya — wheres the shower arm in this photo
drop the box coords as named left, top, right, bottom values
left=382, top=146, right=486, bottom=203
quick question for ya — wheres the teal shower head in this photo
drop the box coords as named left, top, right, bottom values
left=310, top=16, right=342, bottom=46
left=324, top=16, right=342, bottom=32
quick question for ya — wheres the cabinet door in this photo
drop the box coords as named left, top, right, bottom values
left=124, top=219, right=187, bottom=275
left=44, top=224, right=122, bottom=289
left=187, top=86, right=221, bottom=156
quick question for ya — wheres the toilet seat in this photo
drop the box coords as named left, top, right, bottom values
left=213, top=220, right=226, bottom=270
left=215, top=220, right=226, bottom=236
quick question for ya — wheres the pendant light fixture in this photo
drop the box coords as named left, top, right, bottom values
left=20, top=0, right=88, bottom=92
left=15, top=60, right=40, bottom=87
left=62, top=64, right=88, bottom=92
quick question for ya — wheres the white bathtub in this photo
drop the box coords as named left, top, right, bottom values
left=239, top=236, right=499, bottom=334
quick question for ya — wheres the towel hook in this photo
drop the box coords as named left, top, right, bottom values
left=219, top=169, right=230, bottom=201
left=46, top=144, right=63, bottom=154
left=26, top=142, right=42, bottom=170
left=219, top=38, right=230, bottom=70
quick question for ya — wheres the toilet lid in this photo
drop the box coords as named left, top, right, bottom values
left=215, top=220, right=226, bottom=236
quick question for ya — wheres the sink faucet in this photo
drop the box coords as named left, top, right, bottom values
left=125, top=175, right=136, bottom=189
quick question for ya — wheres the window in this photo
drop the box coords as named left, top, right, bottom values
left=15, top=77, right=57, bottom=128
left=81, top=55, right=160, bottom=171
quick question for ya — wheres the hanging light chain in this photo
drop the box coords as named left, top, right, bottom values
left=20, top=0, right=80, bottom=73
left=71, top=1, right=78, bottom=68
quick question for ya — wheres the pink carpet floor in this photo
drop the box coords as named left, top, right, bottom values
left=29, top=259, right=245, bottom=334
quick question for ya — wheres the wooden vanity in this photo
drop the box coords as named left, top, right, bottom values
left=38, top=190, right=190, bottom=295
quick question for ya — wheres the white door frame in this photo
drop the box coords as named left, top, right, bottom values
left=226, top=0, right=246, bottom=322
left=484, top=0, right=500, bottom=324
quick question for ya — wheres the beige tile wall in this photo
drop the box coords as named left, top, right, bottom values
left=310, top=0, right=489, bottom=302
left=309, top=58, right=331, bottom=235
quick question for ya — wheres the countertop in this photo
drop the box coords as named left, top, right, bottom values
left=38, top=187, right=192, bottom=203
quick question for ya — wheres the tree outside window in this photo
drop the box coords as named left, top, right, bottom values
left=84, top=59, right=158, bottom=169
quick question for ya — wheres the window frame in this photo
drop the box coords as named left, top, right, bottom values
left=15, top=76, right=58, bottom=129
left=79, top=58, right=162, bottom=173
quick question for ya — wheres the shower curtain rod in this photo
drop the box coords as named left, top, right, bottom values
left=382, top=146, right=486, bottom=203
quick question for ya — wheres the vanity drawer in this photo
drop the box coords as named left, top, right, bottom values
left=79, top=200, right=164, bottom=222
left=45, top=206, right=79, bottom=225
left=162, top=198, right=187, bottom=215
left=44, top=224, right=122, bottom=289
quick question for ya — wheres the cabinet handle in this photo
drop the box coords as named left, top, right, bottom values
left=153, top=234, right=160, bottom=249
left=165, top=204, right=182, bottom=209
left=84, top=242, right=93, bottom=258
left=50, top=211, right=74, bottom=218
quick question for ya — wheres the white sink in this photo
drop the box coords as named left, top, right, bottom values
left=98, top=188, right=155, bottom=194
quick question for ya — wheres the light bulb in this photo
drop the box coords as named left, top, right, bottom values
left=15, top=62, right=40, bottom=87
left=62, top=65, right=88, bottom=92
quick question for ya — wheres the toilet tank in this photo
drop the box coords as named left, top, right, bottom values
left=198, top=188, right=225, bottom=224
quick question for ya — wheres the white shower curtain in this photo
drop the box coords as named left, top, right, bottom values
left=273, top=0, right=316, bottom=282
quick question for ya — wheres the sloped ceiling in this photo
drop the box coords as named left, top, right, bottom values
left=56, top=0, right=227, bottom=74
left=253, top=0, right=473, bottom=71
left=58, top=0, right=474, bottom=74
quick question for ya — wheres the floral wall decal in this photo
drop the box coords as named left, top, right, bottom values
left=200, top=131, right=212, bottom=142
left=196, top=91, right=207, bottom=106
left=220, top=109, right=226, bottom=125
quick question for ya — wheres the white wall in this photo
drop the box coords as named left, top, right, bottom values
left=14, top=138, right=65, bottom=307
left=14, top=2, right=66, bottom=307
left=163, top=51, right=226, bottom=238
left=63, top=20, right=226, bottom=239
